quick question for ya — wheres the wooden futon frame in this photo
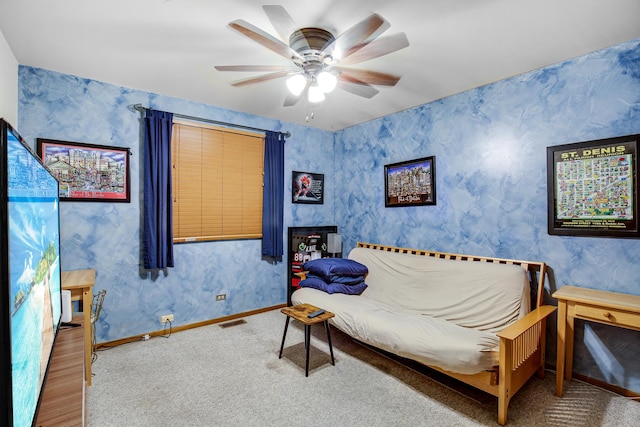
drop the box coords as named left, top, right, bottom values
left=357, top=242, right=556, bottom=425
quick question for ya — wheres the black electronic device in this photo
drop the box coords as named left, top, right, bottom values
left=307, top=308, right=325, bottom=318
left=0, top=118, right=62, bottom=427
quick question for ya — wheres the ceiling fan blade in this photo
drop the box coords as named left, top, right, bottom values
left=340, top=33, right=410, bottom=66
left=325, top=14, right=390, bottom=60
left=229, top=19, right=302, bottom=61
left=283, top=92, right=302, bottom=107
left=230, top=70, right=291, bottom=87
left=283, top=80, right=310, bottom=107
left=215, top=65, right=293, bottom=72
left=337, top=78, right=379, bottom=99
left=263, top=5, right=298, bottom=43
left=333, top=67, right=401, bottom=86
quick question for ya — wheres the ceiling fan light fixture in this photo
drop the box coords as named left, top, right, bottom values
left=286, top=74, right=306, bottom=96
left=217, top=7, right=409, bottom=110
left=317, top=71, right=337, bottom=93
left=308, top=84, right=325, bottom=103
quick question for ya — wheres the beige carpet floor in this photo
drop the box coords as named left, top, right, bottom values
left=88, top=309, right=640, bottom=426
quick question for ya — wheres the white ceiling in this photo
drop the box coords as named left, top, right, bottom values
left=2, top=0, right=640, bottom=131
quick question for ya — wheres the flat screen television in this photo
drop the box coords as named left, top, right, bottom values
left=0, top=118, right=62, bottom=426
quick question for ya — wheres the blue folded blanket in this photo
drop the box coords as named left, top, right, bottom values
left=302, top=258, right=368, bottom=282
left=299, top=259, right=369, bottom=295
left=299, top=276, right=368, bottom=295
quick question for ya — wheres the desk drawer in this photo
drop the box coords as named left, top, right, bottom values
left=575, top=304, right=640, bottom=330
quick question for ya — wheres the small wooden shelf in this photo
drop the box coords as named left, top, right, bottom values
left=35, top=316, right=86, bottom=427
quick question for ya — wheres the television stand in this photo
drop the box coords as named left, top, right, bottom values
left=35, top=316, right=86, bottom=426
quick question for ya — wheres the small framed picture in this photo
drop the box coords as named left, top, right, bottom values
left=37, top=138, right=131, bottom=202
left=384, top=156, right=436, bottom=207
left=292, top=171, right=324, bottom=204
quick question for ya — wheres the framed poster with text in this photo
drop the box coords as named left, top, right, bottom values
left=37, top=138, right=130, bottom=202
left=547, top=134, right=639, bottom=237
left=292, top=171, right=324, bottom=204
left=384, top=156, right=436, bottom=207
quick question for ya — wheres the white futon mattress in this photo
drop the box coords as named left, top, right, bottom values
left=291, top=247, right=531, bottom=375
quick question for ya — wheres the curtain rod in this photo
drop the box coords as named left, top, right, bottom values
left=129, top=104, right=291, bottom=139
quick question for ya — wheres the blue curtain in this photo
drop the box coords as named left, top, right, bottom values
left=262, top=131, right=286, bottom=258
left=143, top=109, right=174, bottom=270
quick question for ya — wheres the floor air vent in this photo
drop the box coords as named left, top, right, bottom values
left=218, top=319, right=247, bottom=329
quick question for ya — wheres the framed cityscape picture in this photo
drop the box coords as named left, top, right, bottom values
left=37, top=138, right=131, bottom=202
left=547, top=134, right=639, bottom=237
left=384, top=156, right=436, bottom=207
left=292, top=171, right=324, bottom=204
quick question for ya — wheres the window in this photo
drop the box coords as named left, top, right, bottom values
left=171, top=119, right=264, bottom=242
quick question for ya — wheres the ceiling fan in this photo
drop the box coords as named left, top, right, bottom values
left=214, top=5, right=410, bottom=106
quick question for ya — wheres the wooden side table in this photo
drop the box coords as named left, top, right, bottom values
left=279, top=303, right=336, bottom=376
left=553, top=285, right=640, bottom=396
left=62, top=269, right=96, bottom=386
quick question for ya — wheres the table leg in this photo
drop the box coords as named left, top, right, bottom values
left=324, top=320, right=335, bottom=366
left=305, top=325, right=311, bottom=377
left=565, top=307, right=575, bottom=382
left=279, top=316, right=290, bottom=359
left=82, top=288, right=92, bottom=386
left=556, top=299, right=567, bottom=396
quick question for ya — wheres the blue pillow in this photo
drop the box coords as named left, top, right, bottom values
left=299, top=276, right=368, bottom=295
left=302, top=258, right=368, bottom=279
left=329, top=275, right=365, bottom=285
left=306, top=273, right=364, bottom=285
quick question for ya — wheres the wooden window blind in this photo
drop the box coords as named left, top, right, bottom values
left=171, top=120, right=264, bottom=242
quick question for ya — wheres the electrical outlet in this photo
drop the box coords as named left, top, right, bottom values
left=216, top=294, right=226, bottom=301
left=160, top=314, right=174, bottom=323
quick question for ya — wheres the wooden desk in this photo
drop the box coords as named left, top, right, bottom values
left=36, top=316, right=86, bottom=427
left=553, top=285, right=640, bottom=397
left=62, top=269, right=96, bottom=386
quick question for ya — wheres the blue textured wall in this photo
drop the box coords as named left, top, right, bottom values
left=335, top=39, right=640, bottom=393
left=17, top=37, right=640, bottom=393
left=17, top=66, right=335, bottom=341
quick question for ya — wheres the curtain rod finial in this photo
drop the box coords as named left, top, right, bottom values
left=128, top=103, right=146, bottom=113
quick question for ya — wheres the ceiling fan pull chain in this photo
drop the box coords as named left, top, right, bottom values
left=305, top=107, right=316, bottom=123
